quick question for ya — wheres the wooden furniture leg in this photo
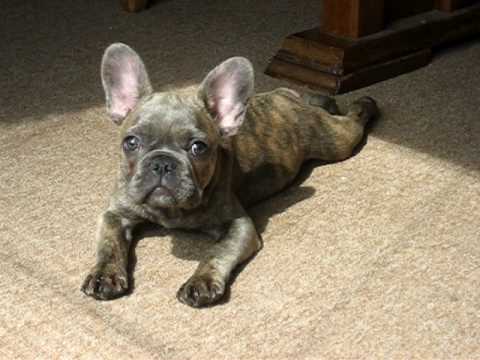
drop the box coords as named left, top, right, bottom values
left=120, top=0, right=148, bottom=12
left=266, top=0, right=480, bottom=94
left=322, top=0, right=385, bottom=38
left=435, top=0, right=476, bottom=11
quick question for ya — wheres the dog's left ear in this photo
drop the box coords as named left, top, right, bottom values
left=199, top=57, right=254, bottom=137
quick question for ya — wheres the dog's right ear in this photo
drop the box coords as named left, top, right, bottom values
left=101, top=43, right=152, bottom=125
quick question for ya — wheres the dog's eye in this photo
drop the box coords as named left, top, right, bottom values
left=190, top=141, right=208, bottom=156
left=123, top=136, right=140, bottom=152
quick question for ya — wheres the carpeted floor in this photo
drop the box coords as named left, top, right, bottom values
left=1, top=0, right=479, bottom=359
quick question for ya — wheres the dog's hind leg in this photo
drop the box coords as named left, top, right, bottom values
left=304, top=96, right=378, bottom=162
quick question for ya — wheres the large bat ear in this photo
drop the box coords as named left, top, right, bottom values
left=199, top=57, right=254, bottom=137
left=101, top=43, right=152, bottom=125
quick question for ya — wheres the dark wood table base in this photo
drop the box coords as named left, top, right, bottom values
left=120, top=0, right=148, bottom=12
left=266, top=0, right=480, bottom=94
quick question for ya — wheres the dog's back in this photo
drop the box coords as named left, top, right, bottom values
left=231, top=89, right=377, bottom=206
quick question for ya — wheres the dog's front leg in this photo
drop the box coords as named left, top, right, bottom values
left=177, top=214, right=262, bottom=308
left=81, top=211, right=137, bottom=300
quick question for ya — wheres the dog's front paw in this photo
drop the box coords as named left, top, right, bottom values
left=81, top=264, right=128, bottom=301
left=176, top=274, right=225, bottom=308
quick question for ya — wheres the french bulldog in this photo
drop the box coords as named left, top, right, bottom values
left=81, top=43, right=378, bottom=307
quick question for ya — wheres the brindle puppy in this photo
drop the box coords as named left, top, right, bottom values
left=81, top=43, right=378, bottom=307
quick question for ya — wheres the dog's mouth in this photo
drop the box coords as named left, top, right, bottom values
left=148, top=185, right=177, bottom=203
left=133, top=182, right=177, bottom=208
left=126, top=178, right=173, bottom=205
left=126, top=155, right=203, bottom=209
left=129, top=178, right=202, bottom=210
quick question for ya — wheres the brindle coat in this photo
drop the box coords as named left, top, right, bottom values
left=81, top=43, right=378, bottom=307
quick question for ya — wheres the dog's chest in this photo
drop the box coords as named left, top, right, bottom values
left=142, top=203, right=222, bottom=230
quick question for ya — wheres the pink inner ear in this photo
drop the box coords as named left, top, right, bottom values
left=109, top=59, right=140, bottom=118
left=216, top=95, right=235, bottom=119
left=211, top=73, right=247, bottom=135
left=217, top=102, right=244, bottom=128
left=215, top=75, right=237, bottom=118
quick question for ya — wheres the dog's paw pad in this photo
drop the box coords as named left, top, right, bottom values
left=176, top=275, right=225, bottom=308
left=81, top=266, right=128, bottom=300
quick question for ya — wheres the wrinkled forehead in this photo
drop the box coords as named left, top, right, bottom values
left=125, top=92, right=212, bottom=140
left=140, top=92, right=198, bottom=127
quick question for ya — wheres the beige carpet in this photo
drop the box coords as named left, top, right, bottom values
left=1, top=0, right=479, bottom=358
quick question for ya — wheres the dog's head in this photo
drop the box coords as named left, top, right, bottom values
left=101, top=43, right=254, bottom=209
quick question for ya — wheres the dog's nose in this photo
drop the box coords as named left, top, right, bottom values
left=149, top=156, right=177, bottom=176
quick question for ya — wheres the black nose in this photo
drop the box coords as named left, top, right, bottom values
left=149, top=156, right=177, bottom=176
